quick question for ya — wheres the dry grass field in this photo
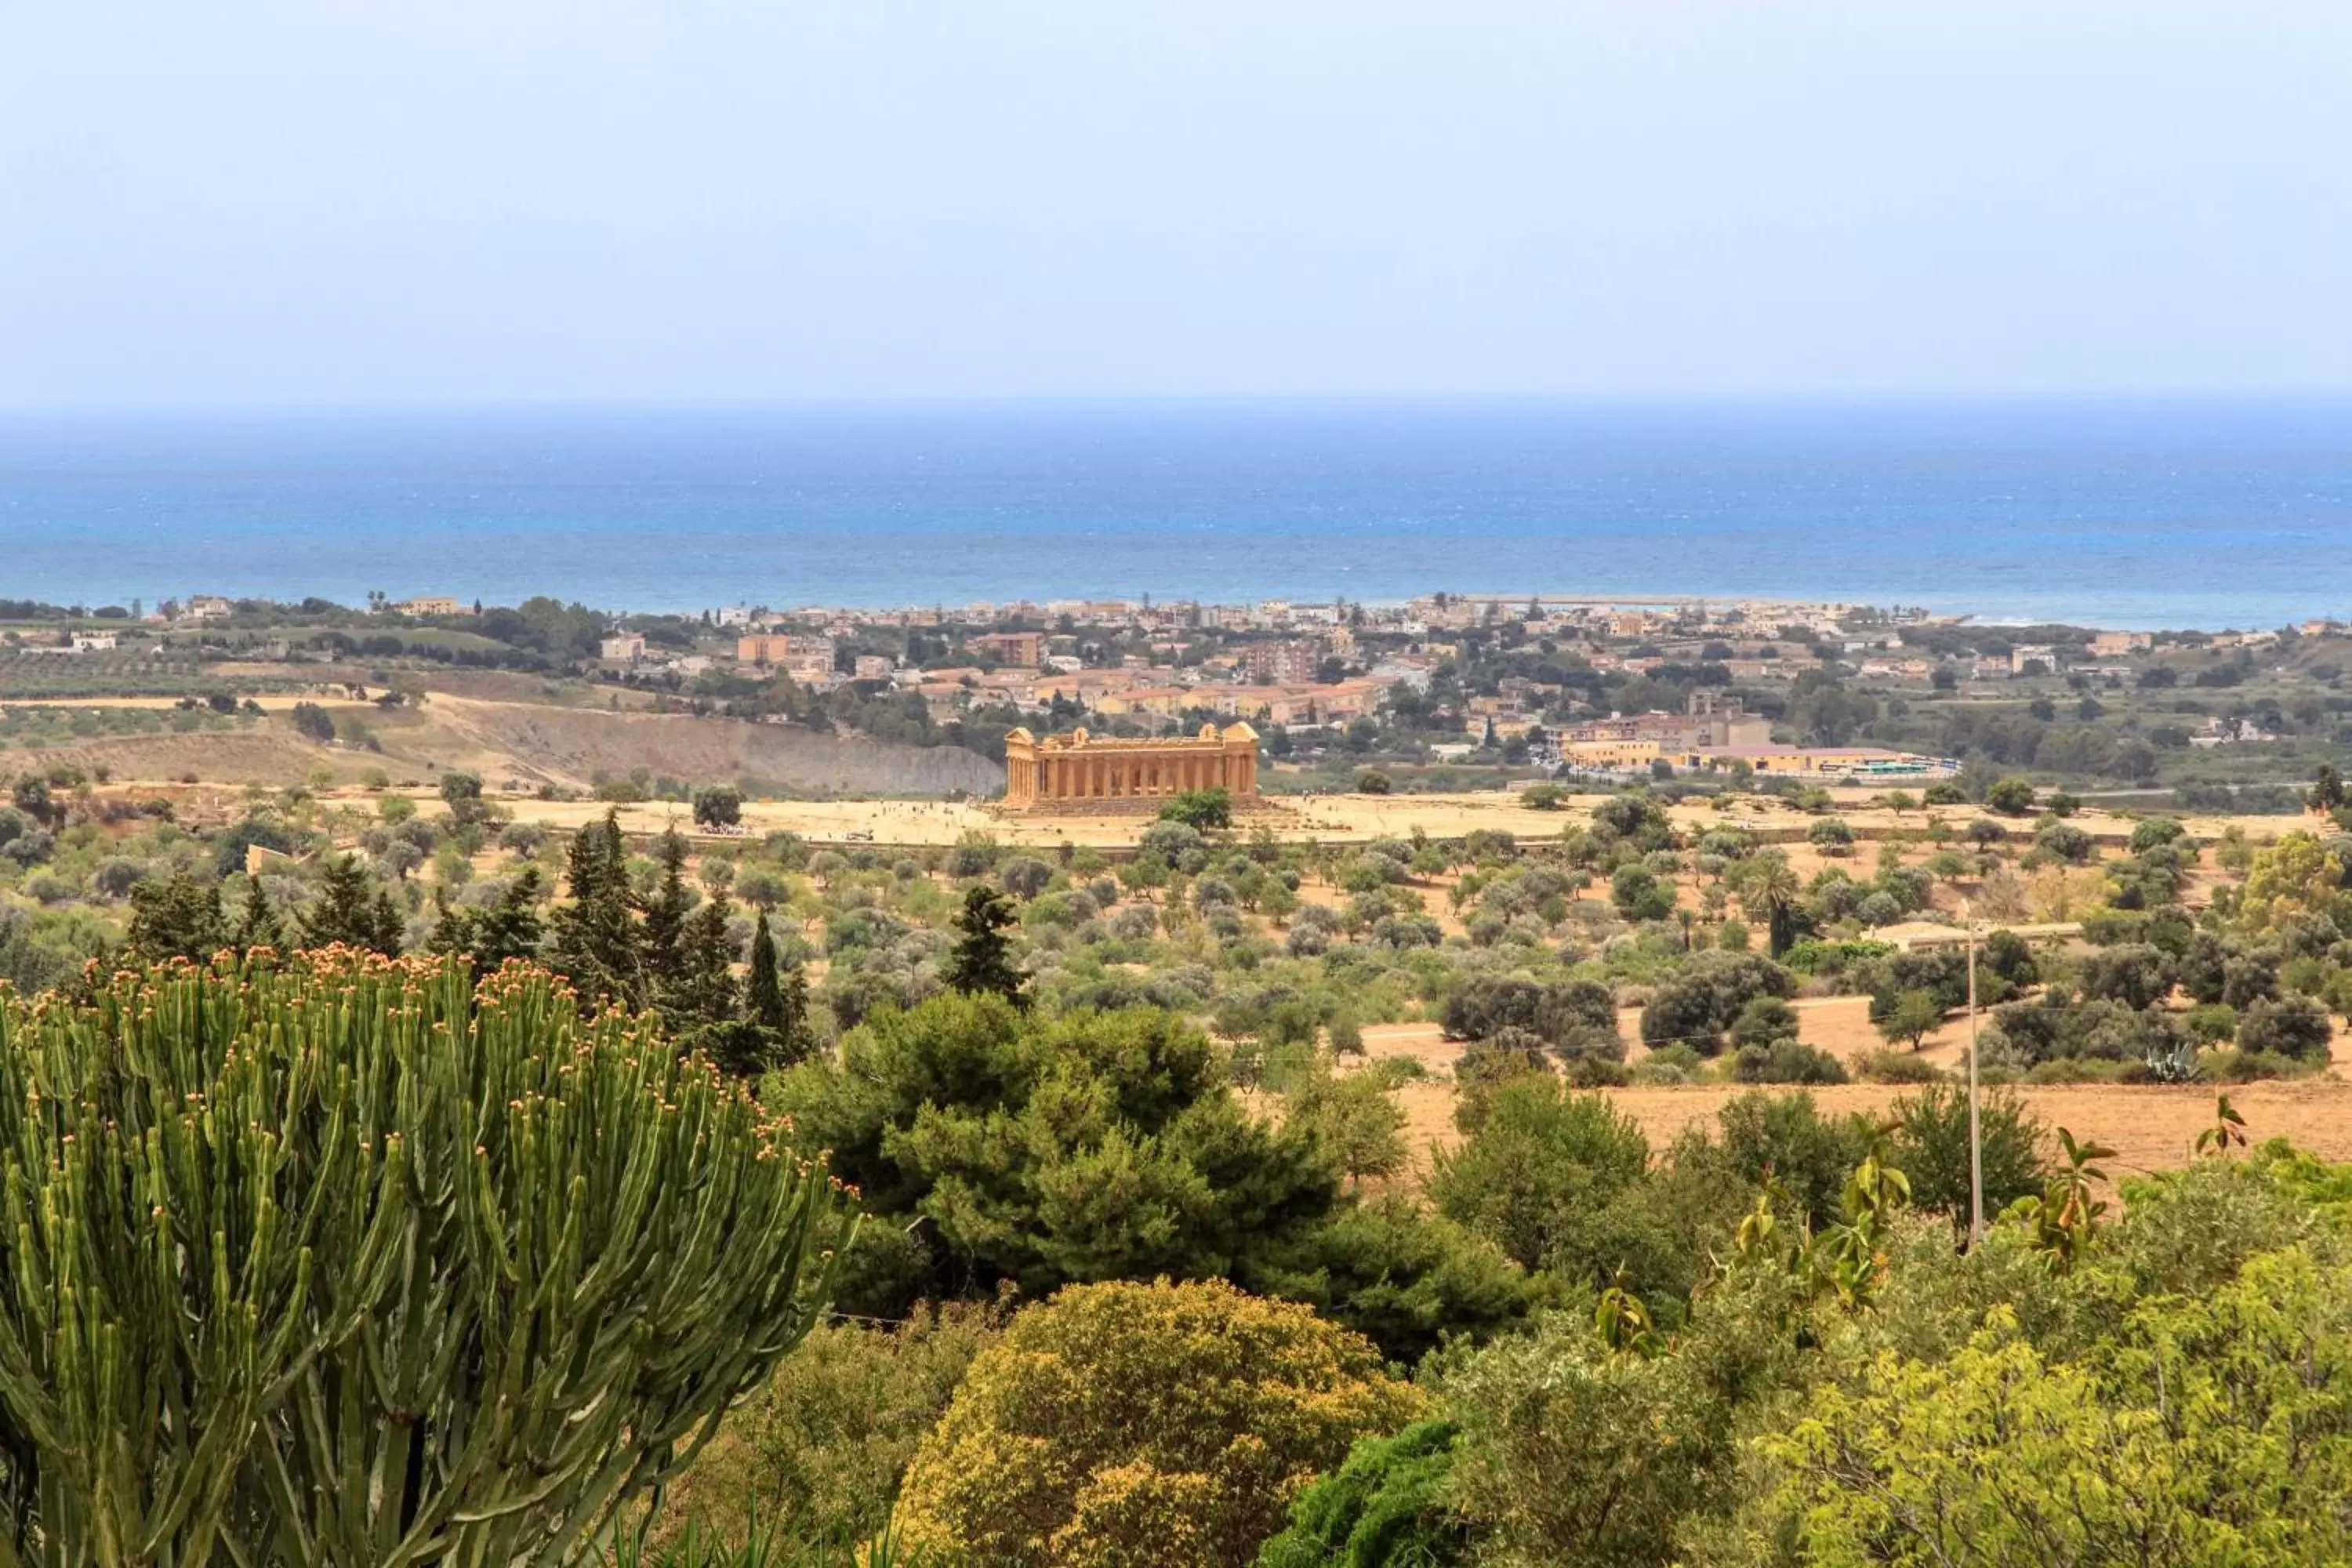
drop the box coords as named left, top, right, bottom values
left=311, top=781, right=2315, bottom=856
left=1359, top=1011, right=2352, bottom=1184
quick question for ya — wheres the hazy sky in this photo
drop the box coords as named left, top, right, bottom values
left=4, top=1, right=2346, bottom=407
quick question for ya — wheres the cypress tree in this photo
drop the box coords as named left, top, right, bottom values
left=641, top=828, right=693, bottom=995
left=742, top=906, right=814, bottom=1071
left=746, top=906, right=785, bottom=1032
left=371, top=887, right=408, bottom=956
left=943, top=884, right=1027, bottom=1007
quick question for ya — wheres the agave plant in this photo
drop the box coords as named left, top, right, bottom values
left=0, top=950, right=855, bottom=1566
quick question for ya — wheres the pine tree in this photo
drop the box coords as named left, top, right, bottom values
left=428, top=867, right=546, bottom=982
left=125, top=872, right=228, bottom=962
left=943, top=884, right=1026, bottom=1007
left=234, top=876, right=284, bottom=952
left=301, top=855, right=401, bottom=954
left=547, top=811, right=641, bottom=1007
left=670, top=893, right=772, bottom=1073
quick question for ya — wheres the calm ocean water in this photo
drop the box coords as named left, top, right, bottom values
left=0, top=401, right=2346, bottom=629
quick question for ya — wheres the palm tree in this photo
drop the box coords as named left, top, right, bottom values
left=1740, top=854, right=1804, bottom=956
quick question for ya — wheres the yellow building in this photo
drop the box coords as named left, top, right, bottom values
left=737, top=633, right=794, bottom=665
left=1002, top=724, right=1258, bottom=811
left=1560, top=738, right=1662, bottom=770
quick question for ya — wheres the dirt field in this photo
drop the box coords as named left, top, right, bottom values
left=438, top=786, right=2315, bottom=852
left=1361, top=1008, right=2352, bottom=1182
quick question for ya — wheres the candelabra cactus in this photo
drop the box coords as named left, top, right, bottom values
left=0, top=949, right=854, bottom=1566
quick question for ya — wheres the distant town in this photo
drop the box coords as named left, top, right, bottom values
left=4, top=587, right=2346, bottom=805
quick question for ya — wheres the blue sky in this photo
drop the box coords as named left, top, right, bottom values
left=2, top=1, right=2345, bottom=406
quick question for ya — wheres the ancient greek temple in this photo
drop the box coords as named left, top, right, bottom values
left=1000, top=724, right=1259, bottom=810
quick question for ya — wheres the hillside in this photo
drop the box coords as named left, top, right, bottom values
left=6, top=693, right=1003, bottom=798
left=429, top=696, right=1004, bottom=796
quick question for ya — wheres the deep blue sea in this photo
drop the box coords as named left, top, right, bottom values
left=0, top=401, right=2346, bottom=629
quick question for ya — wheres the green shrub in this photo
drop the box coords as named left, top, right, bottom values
left=1431, top=1076, right=1701, bottom=1308
left=1731, top=1038, right=1849, bottom=1086
left=2201, top=1047, right=2314, bottom=1083
left=1253, top=1420, right=1471, bottom=1568
left=2238, top=994, right=2336, bottom=1062
left=657, top=1298, right=1011, bottom=1551
left=895, top=1279, right=1425, bottom=1568
left=1853, top=1047, right=1945, bottom=1084
left=1887, top=1083, right=2051, bottom=1227
left=1751, top=1250, right=2352, bottom=1563
left=1444, top=1312, right=1733, bottom=1568
left=1677, top=1089, right=1869, bottom=1231
left=1160, top=786, right=1235, bottom=829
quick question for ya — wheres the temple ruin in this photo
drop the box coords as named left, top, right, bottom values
left=1000, top=724, right=1259, bottom=811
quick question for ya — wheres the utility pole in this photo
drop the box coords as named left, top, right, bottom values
left=1965, top=898, right=1984, bottom=1244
